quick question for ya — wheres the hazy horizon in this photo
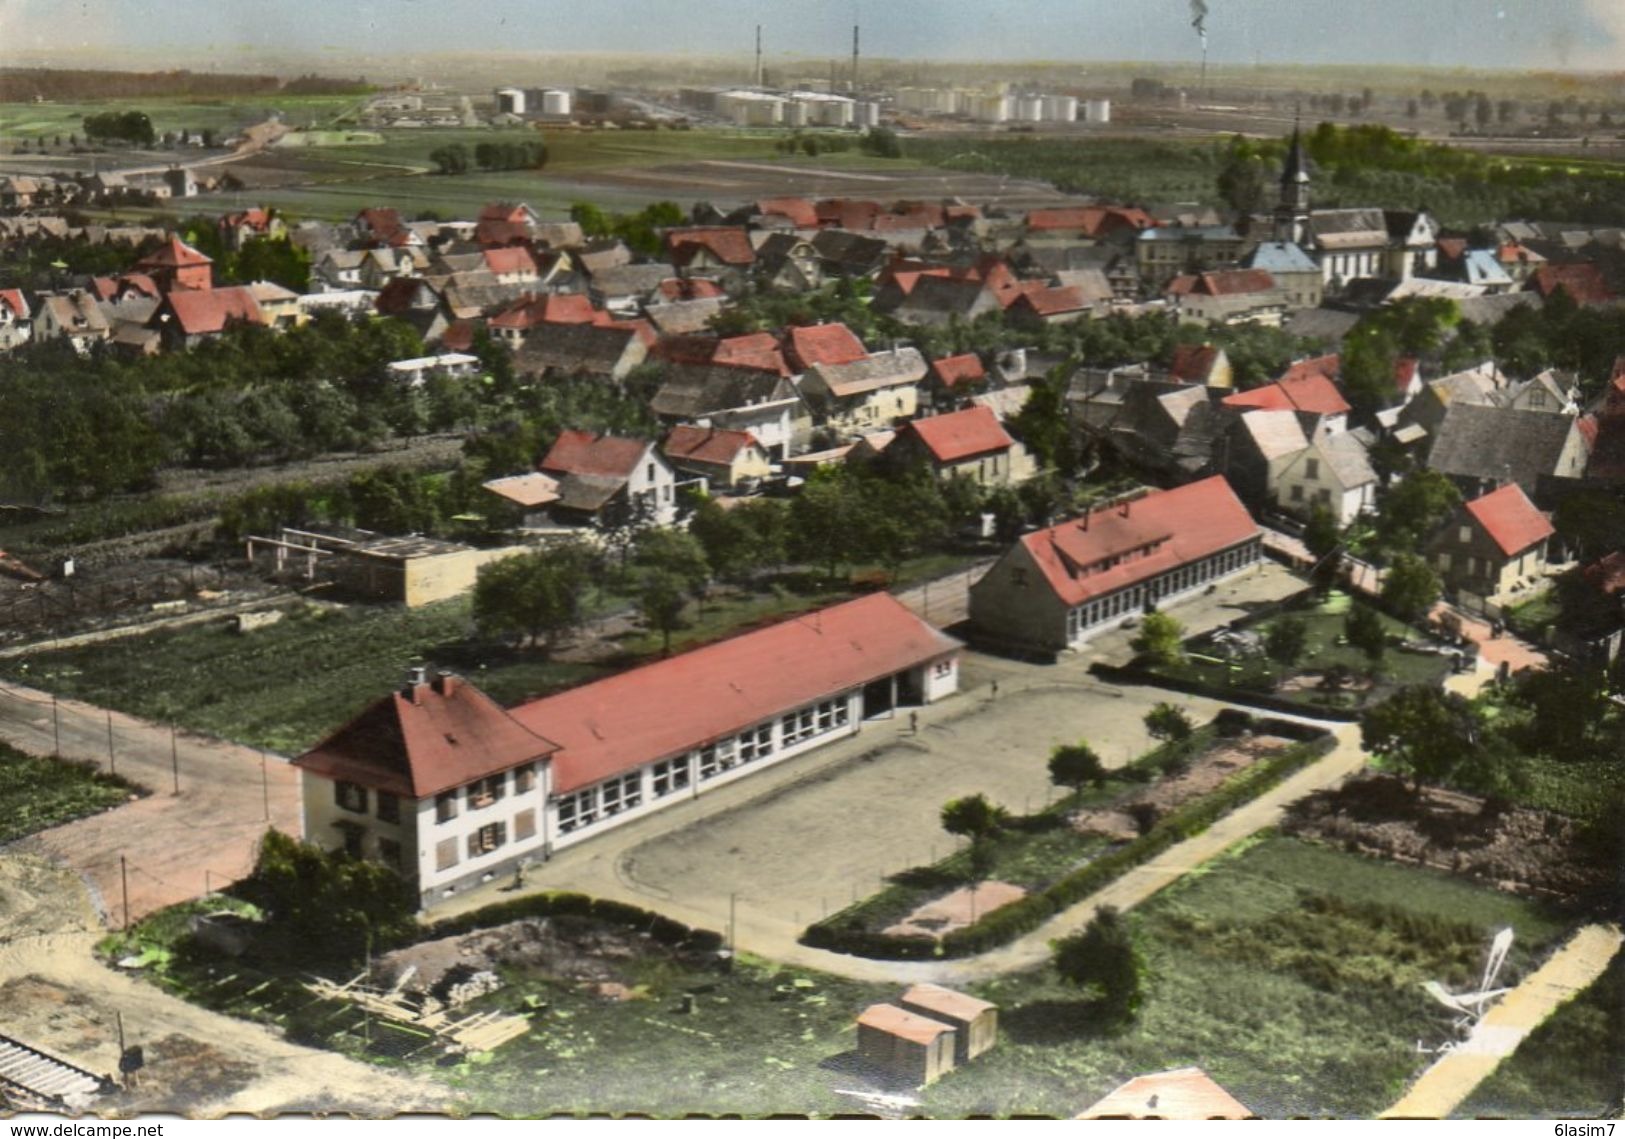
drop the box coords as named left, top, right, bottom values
left=1, top=0, right=1622, bottom=76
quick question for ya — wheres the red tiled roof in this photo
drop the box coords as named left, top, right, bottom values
left=714, top=332, right=789, bottom=375
left=755, top=197, right=818, bottom=228
left=440, top=319, right=479, bottom=353
left=1395, top=356, right=1420, bottom=390
left=1577, top=413, right=1601, bottom=448
left=663, top=425, right=761, bottom=466
left=1222, top=370, right=1350, bottom=417
left=221, top=208, right=273, bottom=232
left=930, top=353, right=986, bottom=389
left=657, top=277, right=725, bottom=301
left=1531, top=263, right=1614, bottom=304
left=478, top=202, right=530, bottom=225
left=294, top=673, right=560, bottom=799
left=1436, top=237, right=1469, bottom=261
left=489, top=292, right=598, bottom=330
left=815, top=198, right=884, bottom=230
left=1583, top=550, right=1625, bottom=596
left=898, top=983, right=996, bottom=1024
left=1463, top=483, right=1554, bottom=557
left=474, top=218, right=531, bottom=247
left=539, top=430, right=651, bottom=480
left=136, top=234, right=212, bottom=269
left=1171, top=268, right=1276, bottom=297
left=1025, top=205, right=1155, bottom=236
left=594, top=313, right=658, bottom=347
left=483, top=246, right=540, bottom=276
left=161, top=286, right=264, bottom=335
left=1168, top=343, right=1222, bottom=384
left=1497, top=242, right=1545, bottom=265
left=1280, top=354, right=1341, bottom=384
left=900, top=405, right=1014, bottom=464
left=1018, top=477, right=1260, bottom=608
left=510, top=593, right=960, bottom=793
left=1011, top=284, right=1088, bottom=317
left=356, top=207, right=405, bottom=240
left=89, top=277, right=119, bottom=302
left=667, top=226, right=756, bottom=268
left=0, top=288, right=27, bottom=319
left=857, top=1003, right=954, bottom=1046
left=785, top=323, right=868, bottom=371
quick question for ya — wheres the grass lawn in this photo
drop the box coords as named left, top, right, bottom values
left=922, top=834, right=1577, bottom=1119
left=1509, top=754, right=1625, bottom=824
left=1455, top=955, right=1624, bottom=1119
left=1154, top=591, right=1454, bottom=713
left=0, top=741, right=136, bottom=843
left=0, top=95, right=359, bottom=143
left=1503, top=586, right=1560, bottom=641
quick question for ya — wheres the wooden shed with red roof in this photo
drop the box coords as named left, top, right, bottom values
left=1425, top=482, right=1554, bottom=601
left=969, top=477, right=1264, bottom=656
left=856, top=1004, right=957, bottom=1086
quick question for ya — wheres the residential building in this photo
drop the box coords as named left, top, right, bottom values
left=783, top=323, right=868, bottom=375
left=513, top=321, right=653, bottom=383
left=1135, top=224, right=1248, bottom=292
left=150, top=286, right=266, bottom=350
left=134, top=234, right=213, bottom=292
left=661, top=425, right=774, bottom=491
left=1166, top=343, right=1232, bottom=389
left=538, top=430, right=678, bottom=528
left=885, top=405, right=1031, bottom=488
left=218, top=208, right=287, bottom=251
left=0, top=289, right=31, bottom=352
left=1241, top=242, right=1323, bottom=309
left=650, top=363, right=804, bottom=461
left=1272, top=427, right=1379, bottom=526
left=1425, top=483, right=1554, bottom=601
left=968, top=477, right=1264, bottom=656
left=924, top=353, right=989, bottom=410
left=1425, top=403, right=1591, bottom=500
left=666, top=226, right=756, bottom=278
left=481, top=472, right=562, bottom=529
left=798, top=346, right=928, bottom=437
left=1220, top=358, right=1351, bottom=435
left=34, top=291, right=111, bottom=353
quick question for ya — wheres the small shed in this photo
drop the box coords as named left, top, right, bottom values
left=856, top=1003, right=957, bottom=1086
left=896, top=983, right=998, bottom=1063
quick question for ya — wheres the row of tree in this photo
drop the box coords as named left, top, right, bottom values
left=428, top=139, right=549, bottom=175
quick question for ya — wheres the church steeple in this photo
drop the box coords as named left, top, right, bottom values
left=1274, top=111, right=1311, bottom=244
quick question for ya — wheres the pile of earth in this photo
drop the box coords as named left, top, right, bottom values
left=1281, top=775, right=1609, bottom=898
left=1071, top=733, right=1290, bottom=839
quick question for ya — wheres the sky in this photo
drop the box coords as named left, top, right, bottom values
left=1, top=0, right=1622, bottom=71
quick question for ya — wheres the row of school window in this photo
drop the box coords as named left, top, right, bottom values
left=1067, top=544, right=1256, bottom=638
left=556, top=697, right=853, bottom=836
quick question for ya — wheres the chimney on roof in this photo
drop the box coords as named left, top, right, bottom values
left=1119, top=497, right=1131, bottom=518
left=404, top=665, right=429, bottom=701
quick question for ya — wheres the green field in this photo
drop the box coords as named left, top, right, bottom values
left=0, top=95, right=363, bottom=142
left=0, top=741, right=136, bottom=842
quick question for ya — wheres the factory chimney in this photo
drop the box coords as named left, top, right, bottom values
left=755, top=25, right=763, bottom=89
left=851, top=24, right=860, bottom=94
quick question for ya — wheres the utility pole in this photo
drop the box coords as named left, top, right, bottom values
left=106, top=710, right=115, bottom=776
left=120, top=854, right=130, bottom=932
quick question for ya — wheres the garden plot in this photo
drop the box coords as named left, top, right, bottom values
left=1072, top=734, right=1291, bottom=841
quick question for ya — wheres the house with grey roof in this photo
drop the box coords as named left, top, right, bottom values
left=1425, top=403, right=1591, bottom=501
left=798, top=347, right=928, bottom=438
left=1273, top=427, right=1379, bottom=526
left=1135, top=224, right=1250, bottom=292
left=650, top=363, right=805, bottom=460
left=513, top=322, right=651, bottom=383
left=1223, top=408, right=1309, bottom=512
left=1243, top=242, right=1323, bottom=309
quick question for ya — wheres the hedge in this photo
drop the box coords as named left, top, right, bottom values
left=426, top=891, right=724, bottom=953
left=800, top=723, right=1337, bottom=960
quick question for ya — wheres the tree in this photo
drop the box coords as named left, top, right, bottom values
left=471, top=541, right=594, bottom=652
left=941, top=793, right=1008, bottom=882
left=860, top=127, right=903, bottom=158
left=635, top=568, right=691, bottom=656
left=1053, top=906, right=1144, bottom=1024
left=1049, top=741, right=1107, bottom=797
left=1264, top=614, right=1310, bottom=672
left=1144, top=702, right=1195, bottom=749
left=1344, top=603, right=1387, bottom=661
left=1375, top=470, right=1460, bottom=555
left=1360, top=685, right=1478, bottom=793
left=1381, top=553, right=1442, bottom=623
left=1303, top=504, right=1341, bottom=565
left=1131, top=611, right=1186, bottom=666
left=1216, top=147, right=1268, bottom=216
left=236, top=830, right=417, bottom=963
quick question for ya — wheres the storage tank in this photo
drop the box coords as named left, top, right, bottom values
left=1016, top=96, right=1045, bottom=122
left=1085, top=98, right=1112, bottom=124
left=541, top=89, right=572, bottom=116
left=783, top=100, right=808, bottom=127
left=854, top=101, right=882, bottom=128
left=494, top=87, right=526, bottom=116
left=1043, top=95, right=1078, bottom=122
left=968, top=93, right=1009, bottom=123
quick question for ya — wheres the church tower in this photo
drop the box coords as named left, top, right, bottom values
left=1273, top=119, right=1310, bottom=245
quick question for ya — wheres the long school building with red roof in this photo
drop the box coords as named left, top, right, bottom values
left=294, top=592, right=961, bottom=906
left=968, top=476, right=1263, bottom=656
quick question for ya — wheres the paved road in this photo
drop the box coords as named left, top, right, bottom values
left=1382, top=923, right=1624, bottom=1120
left=0, top=680, right=301, bottom=926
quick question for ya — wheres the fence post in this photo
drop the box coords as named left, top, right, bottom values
left=106, top=710, right=115, bottom=775
left=170, top=726, right=180, bottom=796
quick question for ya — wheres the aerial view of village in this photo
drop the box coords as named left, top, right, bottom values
left=0, top=0, right=1620, bottom=1122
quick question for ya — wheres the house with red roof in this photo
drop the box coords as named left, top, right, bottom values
left=0, top=288, right=31, bottom=352
left=1167, top=268, right=1285, bottom=326
left=666, top=226, right=756, bottom=277
left=661, top=425, right=773, bottom=490
left=1221, top=360, right=1352, bottom=435
left=538, top=430, right=678, bottom=528
left=488, top=292, right=601, bottom=346
left=657, top=277, right=726, bottom=303
left=1425, top=482, right=1554, bottom=601
left=1025, top=205, right=1155, bottom=243
left=149, top=286, right=266, bottom=350
left=969, top=477, right=1263, bottom=655
left=1529, top=262, right=1614, bottom=306
left=134, top=234, right=214, bottom=292
left=1167, top=343, right=1233, bottom=389
left=886, top=405, right=1031, bottom=487
left=1007, top=283, right=1092, bottom=327
left=294, top=594, right=961, bottom=905
left=218, top=207, right=286, bottom=251
left=924, top=353, right=989, bottom=410
left=800, top=346, right=929, bottom=437
left=784, top=322, right=869, bottom=373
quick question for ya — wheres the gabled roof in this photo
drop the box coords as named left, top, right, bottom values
left=662, top=425, right=762, bottom=467
left=483, top=246, right=540, bottom=277
left=806, top=347, right=928, bottom=399
left=539, top=430, right=653, bottom=480
left=1530, top=262, right=1614, bottom=305
left=488, top=292, right=599, bottom=330
left=0, top=288, right=29, bottom=320
left=1462, top=483, right=1555, bottom=557
left=1312, top=429, right=1379, bottom=489
left=1010, top=283, right=1089, bottom=316
left=40, top=292, right=110, bottom=333
left=714, top=331, right=790, bottom=375
left=1169, top=268, right=1276, bottom=297
left=1308, top=208, right=1389, bottom=249
left=514, top=321, right=649, bottom=376
left=1237, top=408, right=1309, bottom=460
left=754, top=197, right=818, bottom=228
left=930, top=353, right=986, bottom=389
left=1025, top=205, right=1155, bottom=236
left=1016, top=477, right=1260, bottom=608
left=294, top=673, right=560, bottom=799
left=1221, top=370, right=1350, bottom=417
left=651, top=363, right=799, bottom=420
left=785, top=322, right=868, bottom=372
left=815, top=198, right=885, bottom=230
left=1168, top=343, right=1222, bottom=384
left=657, top=276, right=725, bottom=302
left=1079, top=1067, right=1252, bottom=1120
left=509, top=593, right=960, bottom=793
left=158, top=287, right=264, bottom=335
left=668, top=226, right=756, bottom=268
left=897, top=983, right=996, bottom=1025
left=1244, top=241, right=1319, bottom=275
left=897, top=405, right=1014, bottom=464
left=1427, top=403, right=1586, bottom=492
left=135, top=233, right=212, bottom=270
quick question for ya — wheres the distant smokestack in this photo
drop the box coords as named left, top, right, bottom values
left=852, top=25, right=860, bottom=94
left=755, top=25, right=763, bottom=89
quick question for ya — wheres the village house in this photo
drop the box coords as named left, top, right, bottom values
left=666, top=226, right=756, bottom=282
left=1425, top=482, right=1555, bottom=602
left=1007, top=283, right=1093, bottom=327
left=1424, top=402, right=1591, bottom=501
left=1222, top=408, right=1310, bottom=514
left=1166, top=343, right=1233, bottom=389
left=480, top=472, right=562, bottom=529
left=1220, top=357, right=1351, bottom=436
left=783, top=322, right=868, bottom=374
left=0, top=288, right=31, bottom=352
left=134, top=234, right=214, bottom=292
left=885, top=405, right=1031, bottom=488
left=293, top=593, right=960, bottom=905
left=1271, top=426, right=1380, bottom=526
left=537, top=430, right=678, bottom=529
left=923, top=353, right=989, bottom=410
left=661, top=425, right=774, bottom=492
left=753, top=233, right=824, bottom=292
left=218, top=208, right=287, bottom=251
left=1241, top=241, right=1324, bottom=309
left=1135, top=224, right=1249, bottom=292
left=246, top=281, right=304, bottom=330
left=149, top=287, right=266, bottom=351
left=1167, top=268, right=1285, bottom=326
left=798, top=345, right=928, bottom=438
left=514, top=320, right=654, bottom=383
left=968, top=477, right=1263, bottom=657
left=33, top=290, right=111, bottom=354
left=649, top=363, right=805, bottom=460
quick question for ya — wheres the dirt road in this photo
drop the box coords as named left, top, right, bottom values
left=0, top=680, right=301, bottom=925
left=0, top=852, right=450, bottom=1116
left=1382, top=923, right=1624, bottom=1120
